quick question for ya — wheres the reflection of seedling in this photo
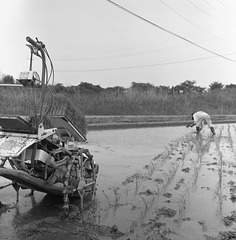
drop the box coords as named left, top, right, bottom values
left=213, top=150, right=223, bottom=218
left=139, top=197, right=148, bottom=224
left=182, top=151, right=187, bottom=161
left=182, top=182, right=190, bottom=199
left=186, top=140, right=193, bottom=153
left=154, top=182, right=161, bottom=198
left=213, top=185, right=223, bottom=208
left=176, top=194, right=187, bottom=224
left=139, top=196, right=155, bottom=224
left=198, top=220, right=208, bottom=232
left=134, top=171, right=143, bottom=195
left=228, top=124, right=233, bottom=147
left=102, top=187, right=128, bottom=217
left=228, top=125, right=236, bottom=158
left=215, top=127, right=223, bottom=151
left=124, top=185, right=129, bottom=203
left=112, top=187, right=121, bottom=208
left=128, top=221, right=138, bottom=234
left=191, top=161, right=201, bottom=189
left=102, top=189, right=111, bottom=206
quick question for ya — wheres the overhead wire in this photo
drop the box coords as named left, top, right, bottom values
left=159, top=0, right=217, bottom=38
left=159, top=0, right=236, bottom=54
left=105, top=0, right=236, bottom=64
left=55, top=53, right=236, bottom=73
left=217, top=0, right=236, bottom=14
left=202, top=0, right=236, bottom=23
left=51, top=30, right=236, bottom=63
left=185, top=0, right=236, bottom=27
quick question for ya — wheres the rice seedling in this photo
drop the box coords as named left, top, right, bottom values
left=145, top=161, right=156, bottom=177
left=122, top=171, right=145, bottom=196
left=162, top=164, right=179, bottom=192
left=153, top=153, right=166, bottom=169
left=164, top=147, right=172, bottom=161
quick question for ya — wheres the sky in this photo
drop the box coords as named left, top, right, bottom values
left=1, top=0, right=236, bottom=89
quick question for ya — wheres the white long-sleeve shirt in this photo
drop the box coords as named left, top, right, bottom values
left=192, top=111, right=213, bottom=128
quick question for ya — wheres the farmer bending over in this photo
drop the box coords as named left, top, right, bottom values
left=186, top=111, right=215, bottom=135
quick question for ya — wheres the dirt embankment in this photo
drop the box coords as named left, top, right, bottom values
left=85, top=115, right=236, bottom=130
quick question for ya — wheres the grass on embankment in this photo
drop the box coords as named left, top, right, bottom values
left=1, top=86, right=236, bottom=132
left=0, top=87, right=86, bottom=135
left=74, top=88, right=236, bottom=116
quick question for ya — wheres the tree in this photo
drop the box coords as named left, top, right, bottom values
left=131, top=82, right=155, bottom=92
left=2, top=74, right=14, bottom=84
left=224, top=84, right=236, bottom=89
left=105, top=86, right=126, bottom=95
left=78, top=82, right=104, bottom=94
left=53, top=83, right=65, bottom=93
left=174, top=80, right=205, bottom=94
left=209, top=81, right=224, bottom=90
left=158, top=85, right=171, bottom=94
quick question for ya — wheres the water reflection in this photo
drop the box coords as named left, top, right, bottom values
left=1, top=126, right=193, bottom=239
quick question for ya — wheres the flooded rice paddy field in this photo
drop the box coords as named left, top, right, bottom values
left=1, top=124, right=236, bottom=240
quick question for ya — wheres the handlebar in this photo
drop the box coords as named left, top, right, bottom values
left=26, top=36, right=46, bottom=85
left=26, top=36, right=42, bottom=49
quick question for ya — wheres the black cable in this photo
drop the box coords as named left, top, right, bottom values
left=44, top=48, right=55, bottom=85
left=202, top=0, right=236, bottom=23
left=105, top=0, right=236, bottom=64
left=55, top=54, right=234, bottom=72
left=185, top=0, right=236, bottom=26
left=217, top=0, right=236, bottom=15
left=159, top=0, right=216, bottom=37
left=39, top=47, right=54, bottom=123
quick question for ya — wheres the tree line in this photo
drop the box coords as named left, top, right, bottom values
left=50, top=80, right=236, bottom=95
left=1, top=73, right=236, bottom=95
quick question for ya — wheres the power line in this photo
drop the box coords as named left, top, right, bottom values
left=202, top=0, right=236, bottom=23
left=185, top=0, right=236, bottom=27
left=52, top=31, right=236, bottom=62
left=217, top=0, right=236, bottom=15
left=159, top=0, right=216, bottom=37
left=55, top=54, right=236, bottom=73
left=105, top=0, right=236, bottom=64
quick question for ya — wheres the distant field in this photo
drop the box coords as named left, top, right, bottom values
left=85, top=115, right=236, bottom=130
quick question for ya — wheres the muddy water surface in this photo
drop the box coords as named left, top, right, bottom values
left=1, top=125, right=236, bottom=240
